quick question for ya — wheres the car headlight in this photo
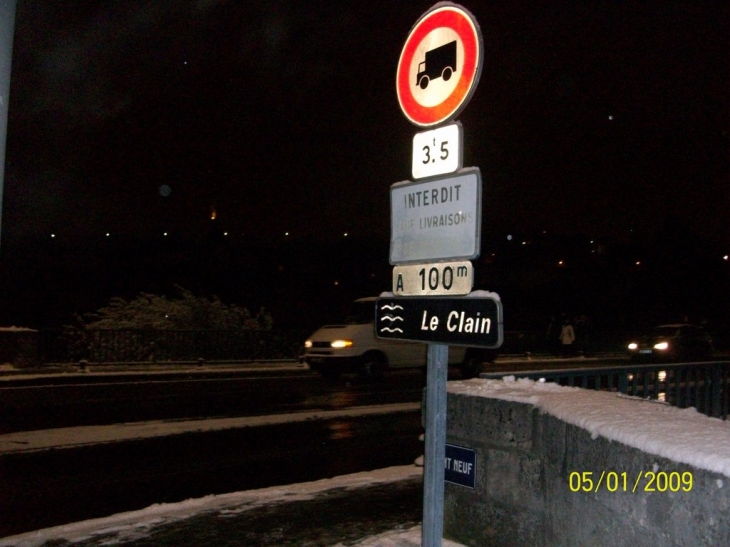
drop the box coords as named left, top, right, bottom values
left=304, top=340, right=312, bottom=348
left=331, top=340, right=353, bottom=348
left=628, top=343, right=638, bottom=350
left=654, top=342, right=669, bottom=351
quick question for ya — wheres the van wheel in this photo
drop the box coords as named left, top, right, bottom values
left=360, top=354, right=386, bottom=381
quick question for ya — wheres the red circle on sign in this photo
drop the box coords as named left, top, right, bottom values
left=396, top=4, right=483, bottom=127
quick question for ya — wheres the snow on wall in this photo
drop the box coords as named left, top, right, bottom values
left=448, top=376, right=730, bottom=478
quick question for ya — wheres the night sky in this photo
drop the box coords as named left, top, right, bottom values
left=3, top=0, right=727, bottom=247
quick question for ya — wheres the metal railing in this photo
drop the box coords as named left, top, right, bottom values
left=498, top=330, right=625, bottom=357
left=481, top=361, right=730, bottom=420
left=36, top=328, right=623, bottom=365
left=35, top=328, right=625, bottom=366
left=39, top=328, right=310, bottom=364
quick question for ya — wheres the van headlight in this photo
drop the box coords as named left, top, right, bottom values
left=331, top=340, right=353, bottom=348
left=628, top=343, right=638, bottom=350
left=654, top=342, right=669, bottom=351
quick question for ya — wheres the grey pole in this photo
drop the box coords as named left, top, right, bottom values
left=422, top=342, right=448, bottom=547
left=0, top=0, right=17, bottom=246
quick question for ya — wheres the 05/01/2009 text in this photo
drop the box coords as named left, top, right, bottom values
left=568, top=470, right=693, bottom=493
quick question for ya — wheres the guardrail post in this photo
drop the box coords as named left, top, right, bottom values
left=618, top=371, right=628, bottom=394
left=710, top=364, right=722, bottom=418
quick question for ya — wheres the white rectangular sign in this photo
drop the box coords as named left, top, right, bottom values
left=389, top=167, right=482, bottom=265
left=412, top=122, right=462, bottom=179
left=393, top=261, right=473, bottom=296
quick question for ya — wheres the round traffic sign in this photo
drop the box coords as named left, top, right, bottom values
left=396, top=3, right=483, bottom=128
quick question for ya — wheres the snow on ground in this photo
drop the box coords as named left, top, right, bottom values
left=449, top=376, right=730, bottom=477
left=0, top=465, right=464, bottom=547
left=331, top=525, right=464, bottom=547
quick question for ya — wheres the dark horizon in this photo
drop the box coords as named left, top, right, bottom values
left=0, top=1, right=727, bottom=334
left=3, top=1, right=728, bottom=247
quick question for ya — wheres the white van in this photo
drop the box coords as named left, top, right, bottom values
left=302, top=297, right=495, bottom=380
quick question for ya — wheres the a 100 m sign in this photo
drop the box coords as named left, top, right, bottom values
left=392, top=261, right=473, bottom=296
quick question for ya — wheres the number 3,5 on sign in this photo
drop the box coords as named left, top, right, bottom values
left=412, top=122, right=463, bottom=180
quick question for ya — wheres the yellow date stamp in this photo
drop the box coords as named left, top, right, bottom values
left=569, top=471, right=693, bottom=493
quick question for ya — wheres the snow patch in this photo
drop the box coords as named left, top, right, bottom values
left=332, top=524, right=466, bottom=547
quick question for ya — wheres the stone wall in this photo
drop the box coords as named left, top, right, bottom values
left=443, top=384, right=730, bottom=547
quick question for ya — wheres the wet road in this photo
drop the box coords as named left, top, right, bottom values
left=0, top=408, right=424, bottom=537
left=0, top=366, right=426, bottom=434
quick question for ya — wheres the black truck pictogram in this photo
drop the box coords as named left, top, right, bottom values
left=415, top=40, right=457, bottom=90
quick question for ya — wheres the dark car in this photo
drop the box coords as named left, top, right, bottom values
left=627, top=324, right=713, bottom=362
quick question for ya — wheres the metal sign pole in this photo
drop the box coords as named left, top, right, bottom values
left=422, top=342, right=448, bottom=547
left=0, top=0, right=18, bottom=247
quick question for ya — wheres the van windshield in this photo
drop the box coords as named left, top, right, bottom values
left=344, top=301, right=375, bottom=325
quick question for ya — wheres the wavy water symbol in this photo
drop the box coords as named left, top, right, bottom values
left=381, top=315, right=403, bottom=322
left=379, top=303, right=405, bottom=333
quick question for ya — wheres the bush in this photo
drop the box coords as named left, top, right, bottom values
left=71, top=287, right=272, bottom=331
left=54, top=288, right=274, bottom=362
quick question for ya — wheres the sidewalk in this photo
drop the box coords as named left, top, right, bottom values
left=0, top=353, right=627, bottom=380
left=0, top=360, right=307, bottom=380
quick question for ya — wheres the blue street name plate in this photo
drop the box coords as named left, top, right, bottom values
left=445, top=444, right=476, bottom=488
left=375, top=291, right=503, bottom=348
